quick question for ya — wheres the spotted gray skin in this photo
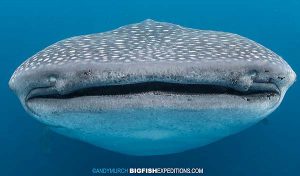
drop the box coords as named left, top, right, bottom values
left=9, top=19, right=296, bottom=155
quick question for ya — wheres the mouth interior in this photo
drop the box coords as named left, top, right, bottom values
left=28, top=82, right=279, bottom=100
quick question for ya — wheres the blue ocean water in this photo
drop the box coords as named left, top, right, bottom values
left=0, top=0, right=299, bottom=175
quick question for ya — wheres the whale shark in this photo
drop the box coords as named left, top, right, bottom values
left=9, top=19, right=296, bottom=155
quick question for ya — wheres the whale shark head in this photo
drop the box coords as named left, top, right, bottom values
left=9, top=20, right=296, bottom=155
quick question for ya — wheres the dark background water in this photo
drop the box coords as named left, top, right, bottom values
left=0, top=0, right=299, bottom=175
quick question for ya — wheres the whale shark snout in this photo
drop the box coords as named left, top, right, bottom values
left=9, top=20, right=296, bottom=155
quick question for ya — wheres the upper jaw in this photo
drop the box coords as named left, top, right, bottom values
left=10, top=59, right=295, bottom=92
left=10, top=60, right=294, bottom=113
left=21, top=60, right=284, bottom=101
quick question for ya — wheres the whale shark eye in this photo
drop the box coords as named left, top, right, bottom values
left=48, top=76, right=57, bottom=85
left=248, top=70, right=258, bottom=77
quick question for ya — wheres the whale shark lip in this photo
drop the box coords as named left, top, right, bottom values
left=24, top=80, right=282, bottom=124
left=25, top=81, right=280, bottom=104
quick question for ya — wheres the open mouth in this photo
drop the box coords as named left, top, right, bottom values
left=26, top=81, right=280, bottom=100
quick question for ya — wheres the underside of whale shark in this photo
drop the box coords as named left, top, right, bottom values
left=9, top=20, right=296, bottom=155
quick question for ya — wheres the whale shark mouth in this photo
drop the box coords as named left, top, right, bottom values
left=26, top=81, right=280, bottom=100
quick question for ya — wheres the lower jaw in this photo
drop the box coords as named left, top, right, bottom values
left=48, top=107, right=271, bottom=156
left=25, top=93, right=279, bottom=156
left=26, top=92, right=280, bottom=113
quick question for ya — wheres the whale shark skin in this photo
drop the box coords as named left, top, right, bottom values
left=9, top=20, right=296, bottom=155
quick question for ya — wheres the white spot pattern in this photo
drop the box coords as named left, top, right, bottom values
left=11, top=19, right=285, bottom=81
